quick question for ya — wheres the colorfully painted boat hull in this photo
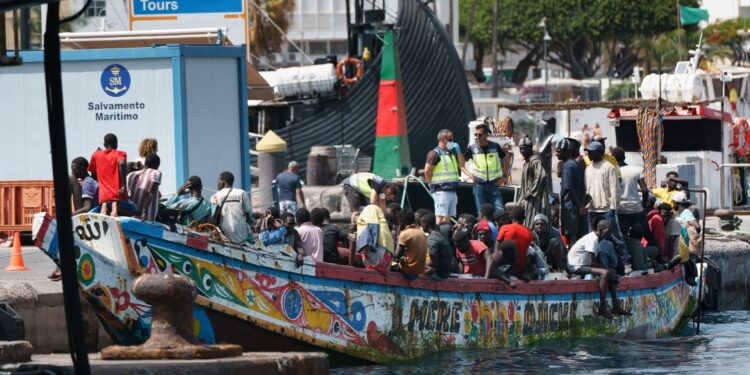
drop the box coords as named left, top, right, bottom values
left=33, top=214, right=694, bottom=363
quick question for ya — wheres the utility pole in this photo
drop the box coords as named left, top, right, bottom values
left=539, top=17, right=551, bottom=102
left=491, top=0, right=499, bottom=98
left=19, top=7, right=30, bottom=50
left=460, top=0, right=477, bottom=69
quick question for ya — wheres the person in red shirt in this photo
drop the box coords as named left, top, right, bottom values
left=453, top=228, right=489, bottom=275
left=88, top=133, right=128, bottom=216
left=495, top=206, right=533, bottom=277
left=642, top=196, right=667, bottom=261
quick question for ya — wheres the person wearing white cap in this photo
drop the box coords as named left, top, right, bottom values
left=584, top=141, right=630, bottom=273
left=672, top=191, right=700, bottom=286
left=517, top=136, right=549, bottom=230
left=582, top=135, right=621, bottom=177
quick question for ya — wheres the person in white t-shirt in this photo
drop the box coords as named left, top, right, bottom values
left=567, top=218, right=631, bottom=319
left=211, top=172, right=252, bottom=244
left=611, top=147, right=659, bottom=252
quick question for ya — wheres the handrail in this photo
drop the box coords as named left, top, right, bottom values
left=688, top=188, right=707, bottom=334
left=719, top=163, right=750, bottom=209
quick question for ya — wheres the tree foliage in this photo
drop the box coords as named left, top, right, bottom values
left=703, top=18, right=750, bottom=65
left=250, top=0, right=296, bottom=63
left=459, top=0, right=698, bottom=82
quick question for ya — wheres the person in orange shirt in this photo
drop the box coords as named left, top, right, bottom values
left=394, top=208, right=427, bottom=279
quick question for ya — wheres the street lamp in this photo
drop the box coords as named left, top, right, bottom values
left=539, top=17, right=551, bottom=102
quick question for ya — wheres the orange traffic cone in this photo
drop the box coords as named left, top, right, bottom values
left=6, top=233, right=29, bottom=271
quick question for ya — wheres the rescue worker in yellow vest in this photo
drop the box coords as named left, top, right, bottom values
left=425, top=129, right=471, bottom=224
left=342, top=172, right=400, bottom=215
left=464, top=123, right=506, bottom=214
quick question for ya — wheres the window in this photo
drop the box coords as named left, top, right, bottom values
left=85, top=0, right=107, bottom=17
left=308, top=41, right=328, bottom=55
left=330, top=41, right=348, bottom=55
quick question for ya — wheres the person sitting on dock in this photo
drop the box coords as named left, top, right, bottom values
left=164, top=175, right=212, bottom=226
left=126, top=153, right=162, bottom=222
left=211, top=172, right=253, bottom=244
left=276, top=161, right=306, bottom=214
left=89, top=133, right=129, bottom=216
left=393, top=208, right=427, bottom=280
left=567, top=218, right=631, bottom=319
left=342, top=172, right=400, bottom=215
left=296, top=208, right=324, bottom=263
left=453, top=228, right=488, bottom=276
left=421, top=212, right=453, bottom=280
left=464, top=122, right=505, bottom=213
left=495, top=206, right=533, bottom=280
left=425, top=129, right=469, bottom=225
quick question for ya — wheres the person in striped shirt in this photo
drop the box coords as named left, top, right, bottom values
left=126, top=153, right=162, bottom=222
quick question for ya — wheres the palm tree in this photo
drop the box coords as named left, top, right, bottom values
left=636, top=29, right=732, bottom=75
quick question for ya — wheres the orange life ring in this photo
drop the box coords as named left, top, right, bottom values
left=732, top=117, right=750, bottom=157
left=336, top=57, right=364, bottom=86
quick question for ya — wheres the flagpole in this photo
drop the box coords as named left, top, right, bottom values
left=676, top=0, right=682, bottom=60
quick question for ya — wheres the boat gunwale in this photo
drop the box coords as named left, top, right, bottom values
left=116, top=215, right=687, bottom=297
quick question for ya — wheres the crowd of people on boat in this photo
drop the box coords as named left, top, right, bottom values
left=58, top=129, right=702, bottom=319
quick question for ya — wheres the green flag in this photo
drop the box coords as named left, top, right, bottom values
left=680, top=6, right=709, bottom=25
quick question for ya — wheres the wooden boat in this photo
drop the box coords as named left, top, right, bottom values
left=33, top=213, right=696, bottom=364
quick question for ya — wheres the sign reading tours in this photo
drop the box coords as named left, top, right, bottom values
left=91, top=64, right=146, bottom=121
left=133, top=0, right=243, bottom=15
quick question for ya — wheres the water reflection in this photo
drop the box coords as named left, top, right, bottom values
left=334, top=311, right=750, bottom=374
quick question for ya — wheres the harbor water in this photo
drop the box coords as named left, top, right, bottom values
left=333, top=310, right=750, bottom=374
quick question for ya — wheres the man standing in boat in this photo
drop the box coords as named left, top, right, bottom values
left=464, top=123, right=505, bottom=214
left=567, top=218, right=631, bottom=319
left=584, top=141, right=630, bottom=274
left=425, top=129, right=470, bottom=224
left=517, top=136, right=549, bottom=230
left=89, top=133, right=129, bottom=216
left=556, top=138, right=587, bottom=246
left=342, top=172, right=400, bottom=215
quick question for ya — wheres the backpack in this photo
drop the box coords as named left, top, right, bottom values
left=209, top=188, right=232, bottom=227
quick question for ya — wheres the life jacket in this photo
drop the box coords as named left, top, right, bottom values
left=469, top=143, right=503, bottom=182
left=348, top=172, right=375, bottom=196
left=431, top=147, right=459, bottom=190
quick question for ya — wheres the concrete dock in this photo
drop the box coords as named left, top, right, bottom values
left=3, top=352, right=328, bottom=374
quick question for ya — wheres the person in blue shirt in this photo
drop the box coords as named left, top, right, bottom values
left=276, top=161, right=306, bottom=214
left=164, top=175, right=212, bottom=226
left=479, top=203, right=499, bottom=240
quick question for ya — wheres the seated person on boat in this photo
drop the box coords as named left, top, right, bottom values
left=163, top=175, right=212, bottom=226
left=210, top=172, right=252, bottom=244
left=566, top=218, right=631, bottom=319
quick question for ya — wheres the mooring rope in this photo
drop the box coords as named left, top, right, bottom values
left=636, top=107, right=662, bottom=188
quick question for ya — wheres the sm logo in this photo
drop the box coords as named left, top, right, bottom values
left=100, top=64, right=131, bottom=97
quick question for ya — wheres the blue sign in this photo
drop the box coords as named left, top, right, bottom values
left=101, top=64, right=131, bottom=97
left=132, top=0, right=243, bottom=15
